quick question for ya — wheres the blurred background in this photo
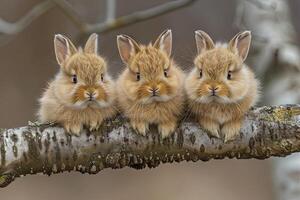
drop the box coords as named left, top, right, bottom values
left=0, top=0, right=300, bottom=199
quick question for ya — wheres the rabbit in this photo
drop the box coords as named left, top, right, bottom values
left=116, top=29, right=185, bottom=138
left=38, top=33, right=117, bottom=136
left=185, top=30, right=260, bottom=142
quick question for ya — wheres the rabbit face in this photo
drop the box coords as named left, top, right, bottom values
left=117, top=30, right=182, bottom=105
left=56, top=54, right=114, bottom=108
left=53, top=34, right=115, bottom=109
left=186, top=31, right=252, bottom=104
left=122, top=46, right=179, bottom=104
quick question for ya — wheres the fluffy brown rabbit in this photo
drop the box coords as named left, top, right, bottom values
left=116, top=30, right=185, bottom=138
left=38, top=33, right=117, bottom=135
left=185, top=30, right=259, bottom=142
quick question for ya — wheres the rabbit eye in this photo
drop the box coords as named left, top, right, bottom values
left=136, top=72, right=140, bottom=81
left=199, top=69, right=203, bottom=78
left=72, top=75, right=77, bottom=84
left=227, top=71, right=232, bottom=80
left=164, top=69, right=168, bottom=77
left=101, top=73, right=104, bottom=82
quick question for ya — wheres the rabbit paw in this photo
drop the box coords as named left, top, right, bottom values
left=89, top=119, right=103, bottom=132
left=199, top=118, right=221, bottom=139
left=221, top=120, right=242, bottom=143
left=64, top=123, right=82, bottom=136
left=158, top=122, right=176, bottom=139
left=131, top=121, right=149, bottom=136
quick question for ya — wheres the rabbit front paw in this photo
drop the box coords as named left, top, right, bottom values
left=64, top=122, right=82, bottom=136
left=199, top=118, right=221, bottom=139
left=131, top=121, right=149, bottom=136
left=158, top=122, right=176, bottom=139
left=221, top=119, right=242, bottom=143
left=89, top=119, right=103, bottom=132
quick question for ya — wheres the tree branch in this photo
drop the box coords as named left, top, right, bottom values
left=0, top=0, right=55, bottom=35
left=106, top=0, right=116, bottom=22
left=0, top=0, right=197, bottom=39
left=0, top=104, right=299, bottom=188
left=51, top=0, right=88, bottom=32
left=84, top=0, right=197, bottom=34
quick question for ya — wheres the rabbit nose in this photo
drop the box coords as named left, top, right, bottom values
left=208, top=86, right=219, bottom=96
left=149, top=87, right=159, bottom=96
left=85, top=91, right=97, bottom=100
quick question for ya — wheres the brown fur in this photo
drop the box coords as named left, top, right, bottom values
left=185, top=31, right=259, bottom=142
left=38, top=34, right=117, bottom=135
left=116, top=30, right=185, bottom=138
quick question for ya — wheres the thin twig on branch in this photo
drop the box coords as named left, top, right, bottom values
left=0, top=104, right=299, bottom=188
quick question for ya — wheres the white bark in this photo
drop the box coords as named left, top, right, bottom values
left=235, top=1, right=300, bottom=199
left=0, top=105, right=300, bottom=188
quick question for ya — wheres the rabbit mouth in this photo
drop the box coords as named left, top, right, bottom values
left=72, top=98, right=111, bottom=109
left=92, top=100, right=112, bottom=108
left=196, top=95, right=233, bottom=104
left=195, top=95, right=220, bottom=104
left=140, top=95, right=172, bottom=104
left=72, top=99, right=96, bottom=108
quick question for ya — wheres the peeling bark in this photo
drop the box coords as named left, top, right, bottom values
left=0, top=105, right=299, bottom=188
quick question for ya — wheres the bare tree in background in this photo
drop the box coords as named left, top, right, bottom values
left=235, top=0, right=300, bottom=199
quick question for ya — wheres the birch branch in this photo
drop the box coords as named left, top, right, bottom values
left=0, top=104, right=299, bottom=188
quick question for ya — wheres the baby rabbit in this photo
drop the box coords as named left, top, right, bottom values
left=38, top=33, right=117, bottom=135
left=116, top=30, right=185, bottom=138
left=185, top=30, right=259, bottom=142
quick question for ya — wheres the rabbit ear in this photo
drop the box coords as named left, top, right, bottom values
left=54, top=34, right=77, bottom=66
left=84, top=33, right=98, bottom=54
left=195, top=30, right=215, bottom=54
left=117, top=34, right=140, bottom=64
left=228, top=31, right=251, bottom=62
left=153, top=29, right=172, bottom=57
